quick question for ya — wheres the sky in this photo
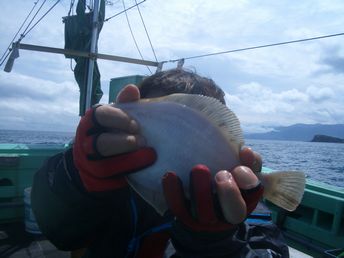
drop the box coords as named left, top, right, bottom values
left=0, top=0, right=344, bottom=133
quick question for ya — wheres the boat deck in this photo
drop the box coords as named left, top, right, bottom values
left=0, top=221, right=314, bottom=258
left=0, top=222, right=69, bottom=258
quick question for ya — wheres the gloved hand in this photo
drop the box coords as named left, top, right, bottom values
left=163, top=165, right=233, bottom=233
left=73, top=85, right=157, bottom=192
left=162, top=165, right=263, bottom=232
left=162, top=149, right=264, bottom=257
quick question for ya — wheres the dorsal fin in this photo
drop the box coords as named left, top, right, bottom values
left=157, top=94, right=244, bottom=153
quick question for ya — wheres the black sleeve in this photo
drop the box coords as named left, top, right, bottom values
left=170, top=222, right=289, bottom=258
left=31, top=148, right=132, bottom=251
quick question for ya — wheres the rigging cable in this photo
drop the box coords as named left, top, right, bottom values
left=134, top=0, right=158, bottom=62
left=0, top=0, right=48, bottom=67
left=22, top=0, right=61, bottom=37
left=1, top=0, right=61, bottom=67
left=122, top=0, right=152, bottom=74
left=0, top=0, right=46, bottom=68
left=87, top=0, right=93, bottom=11
left=167, top=32, right=344, bottom=63
left=104, top=0, right=146, bottom=22
left=20, top=0, right=47, bottom=38
left=68, top=0, right=75, bottom=16
left=0, top=0, right=40, bottom=66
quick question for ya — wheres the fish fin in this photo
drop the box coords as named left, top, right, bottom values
left=162, top=94, right=244, bottom=153
left=259, top=170, right=306, bottom=211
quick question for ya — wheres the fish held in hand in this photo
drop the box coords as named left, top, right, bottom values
left=115, top=94, right=306, bottom=215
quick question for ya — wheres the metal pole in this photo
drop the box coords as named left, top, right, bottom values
left=16, top=43, right=159, bottom=67
left=85, top=0, right=100, bottom=112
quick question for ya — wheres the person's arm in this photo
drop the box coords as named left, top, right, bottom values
left=31, top=148, right=132, bottom=250
left=31, top=85, right=156, bottom=251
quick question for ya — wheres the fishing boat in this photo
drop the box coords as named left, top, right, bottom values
left=0, top=1, right=343, bottom=257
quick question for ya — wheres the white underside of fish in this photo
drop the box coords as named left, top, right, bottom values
left=116, top=94, right=306, bottom=215
left=119, top=101, right=240, bottom=215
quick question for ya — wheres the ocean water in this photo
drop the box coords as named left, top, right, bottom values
left=0, top=130, right=343, bottom=188
left=246, top=139, right=344, bottom=188
left=0, top=130, right=74, bottom=145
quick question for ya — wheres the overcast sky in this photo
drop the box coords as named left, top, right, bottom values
left=1, top=0, right=344, bottom=133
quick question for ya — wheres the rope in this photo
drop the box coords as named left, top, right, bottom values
left=68, top=0, right=75, bottom=16
left=21, top=0, right=47, bottom=37
left=1, top=0, right=61, bottom=67
left=0, top=0, right=40, bottom=65
left=135, top=0, right=158, bottom=62
left=122, top=0, right=152, bottom=74
left=166, top=32, right=344, bottom=63
left=104, top=0, right=146, bottom=22
left=22, top=0, right=61, bottom=37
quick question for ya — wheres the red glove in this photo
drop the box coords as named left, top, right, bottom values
left=162, top=165, right=263, bottom=232
left=73, top=107, right=156, bottom=192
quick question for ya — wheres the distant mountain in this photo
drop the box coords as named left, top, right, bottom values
left=245, top=124, right=344, bottom=141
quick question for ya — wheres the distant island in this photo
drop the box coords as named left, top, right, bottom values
left=311, top=135, right=344, bottom=143
left=245, top=124, right=344, bottom=141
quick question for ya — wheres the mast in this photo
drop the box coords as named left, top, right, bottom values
left=2, top=0, right=160, bottom=115
left=85, top=0, right=100, bottom=112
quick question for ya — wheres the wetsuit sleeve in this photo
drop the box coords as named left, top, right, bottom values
left=31, top=148, right=131, bottom=251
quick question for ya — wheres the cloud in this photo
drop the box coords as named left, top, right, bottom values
left=230, top=82, right=300, bottom=115
left=306, top=86, right=334, bottom=102
left=323, top=56, right=344, bottom=73
left=0, top=72, right=78, bottom=102
left=278, top=89, right=308, bottom=102
left=225, top=80, right=342, bottom=132
left=0, top=72, right=79, bottom=132
left=320, top=47, right=344, bottom=74
left=1, top=0, right=344, bottom=133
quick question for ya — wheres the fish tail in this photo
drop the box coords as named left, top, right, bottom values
left=258, top=170, right=306, bottom=211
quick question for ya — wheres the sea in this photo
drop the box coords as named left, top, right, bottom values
left=0, top=130, right=343, bottom=188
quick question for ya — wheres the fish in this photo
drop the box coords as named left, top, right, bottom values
left=115, top=94, right=306, bottom=215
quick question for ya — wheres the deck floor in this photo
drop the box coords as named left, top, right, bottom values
left=0, top=222, right=69, bottom=258
left=1, top=221, right=315, bottom=258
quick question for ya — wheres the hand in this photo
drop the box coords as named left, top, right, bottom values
left=239, top=146, right=263, bottom=174
left=162, top=148, right=263, bottom=232
left=73, top=85, right=156, bottom=192
left=162, top=149, right=264, bottom=257
left=219, top=147, right=263, bottom=222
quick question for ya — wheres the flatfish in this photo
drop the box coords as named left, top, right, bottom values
left=116, top=94, right=305, bottom=215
